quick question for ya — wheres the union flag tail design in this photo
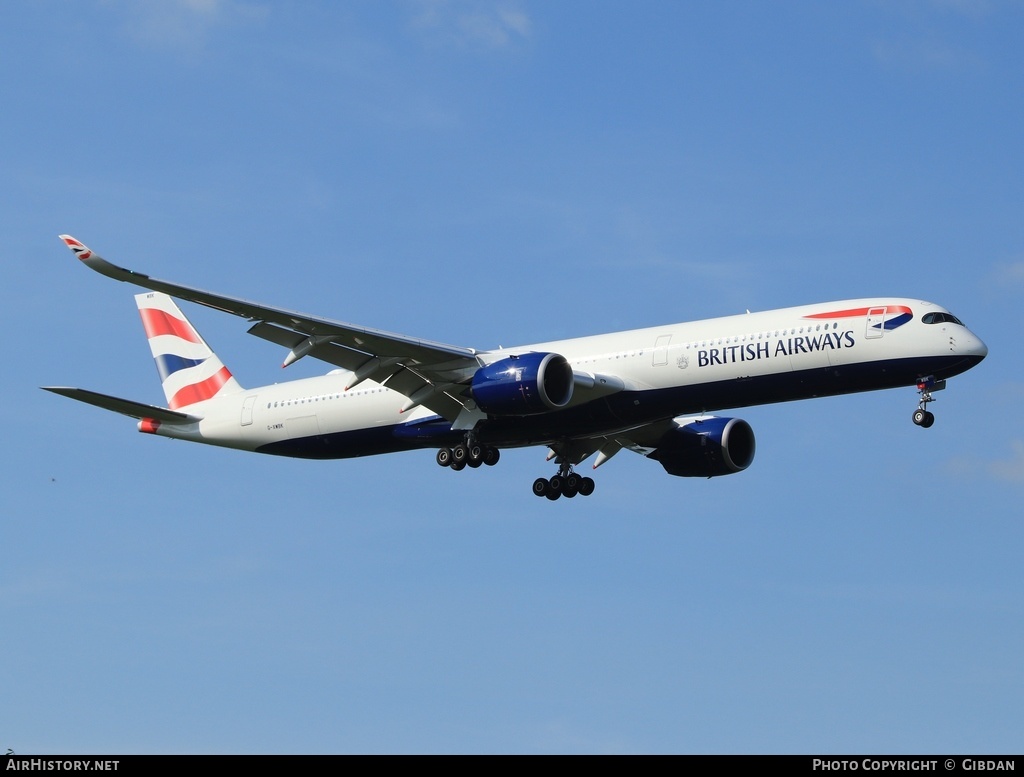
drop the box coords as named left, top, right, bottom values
left=135, top=292, right=243, bottom=409
left=60, top=235, right=93, bottom=261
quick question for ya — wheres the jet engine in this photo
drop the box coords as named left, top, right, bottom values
left=471, top=352, right=574, bottom=415
left=647, top=416, right=755, bottom=477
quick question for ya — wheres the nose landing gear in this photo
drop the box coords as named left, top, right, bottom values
left=912, top=408, right=934, bottom=428
left=912, top=376, right=945, bottom=428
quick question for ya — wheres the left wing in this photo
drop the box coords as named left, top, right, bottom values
left=59, top=236, right=480, bottom=420
left=41, top=387, right=202, bottom=424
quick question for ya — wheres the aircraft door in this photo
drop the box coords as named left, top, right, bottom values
left=653, top=334, right=672, bottom=366
left=241, top=395, right=257, bottom=426
left=866, top=307, right=886, bottom=339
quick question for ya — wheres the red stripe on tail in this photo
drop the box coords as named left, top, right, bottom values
left=168, top=366, right=234, bottom=409
left=138, top=308, right=203, bottom=343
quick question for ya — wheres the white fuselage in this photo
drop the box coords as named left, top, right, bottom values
left=147, top=298, right=987, bottom=458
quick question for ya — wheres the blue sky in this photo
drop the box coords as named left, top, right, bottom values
left=2, top=0, right=1022, bottom=754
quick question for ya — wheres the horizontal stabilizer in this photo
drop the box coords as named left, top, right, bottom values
left=41, top=387, right=200, bottom=423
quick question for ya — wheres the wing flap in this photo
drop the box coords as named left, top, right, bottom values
left=546, top=419, right=675, bottom=470
left=248, top=321, right=376, bottom=372
left=381, top=366, right=468, bottom=418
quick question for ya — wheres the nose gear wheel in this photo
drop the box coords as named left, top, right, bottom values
left=912, top=376, right=944, bottom=428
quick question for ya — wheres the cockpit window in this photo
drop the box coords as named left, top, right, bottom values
left=922, top=312, right=964, bottom=326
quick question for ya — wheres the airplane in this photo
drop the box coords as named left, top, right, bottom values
left=44, top=235, right=988, bottom=500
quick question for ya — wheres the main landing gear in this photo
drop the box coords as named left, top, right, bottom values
left=436, top=442, right=500, bottom=471
left=435, top=440, right=597, bottom=500
left=532, top=472, right=596, bottom=500
left=531, top=460, right=596, bottom=501
left=912, top=375, right=946, bottom=428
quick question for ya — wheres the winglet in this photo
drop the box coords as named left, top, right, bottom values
left=57, top=234, right=144, bottom=283
left=59, top=235, right=94, bottom=261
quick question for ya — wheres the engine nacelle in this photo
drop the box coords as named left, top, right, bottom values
left=471, top=352, right=574, bottom=416
left=647, top=416, right=756, bottom=477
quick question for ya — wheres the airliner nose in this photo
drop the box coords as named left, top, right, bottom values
left=965, top=330, right=988, bottom=362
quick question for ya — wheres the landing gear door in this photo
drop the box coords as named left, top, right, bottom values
left=866, top=307, right=886, bottom=339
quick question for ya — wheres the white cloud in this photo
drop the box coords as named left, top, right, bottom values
left=411, top=0, right=532, bottom=51
left=989, top=440, right=1024, bottom=483
left=946, top=440, right=1024, bottom=484
left=871, top=36, right=982, bottom=72
left=868, top=0, right=996, bottom=73
left=0, top=570, right=68, bottom=606
left=988, top=261, right=1024, bottom=286
left=869, top=0, right=994, bottom=21
left=110, top=0, right=267, bottom=50
left=929, top=0, right=993, bottom=18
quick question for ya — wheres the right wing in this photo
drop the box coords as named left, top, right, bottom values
left=59, top=236, right=482, bottom=421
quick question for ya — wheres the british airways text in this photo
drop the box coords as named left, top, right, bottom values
left=698, top=330, right=856, bottom=367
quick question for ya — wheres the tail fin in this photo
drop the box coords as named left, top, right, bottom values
left=136, top=292, right=243, bottom=409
